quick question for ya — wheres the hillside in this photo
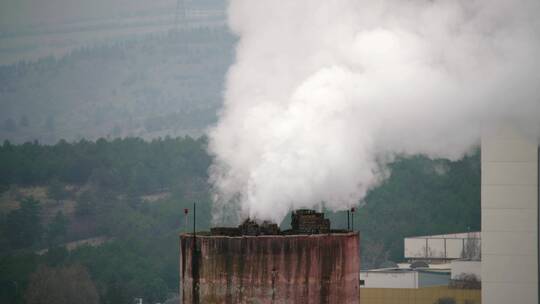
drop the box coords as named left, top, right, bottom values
left=0, top=28, right=235, bottom=144
left=0, top=138, right=480, bottom=303
left=354, top=152, right=481, bottom=266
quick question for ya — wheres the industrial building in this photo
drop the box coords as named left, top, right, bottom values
left=404, top=232, right=481, bottom=263
left=481, top=128, right=539, bottom=304
left=178, top=127, right=539, bottom=304
left=360, top=268, right=450, bottom=289
left=180, top=210, right=360, bottom=304
left=362, top=232, right=481, bottom=290
left=382, top=126, right=540, bottom=304
left=360, top=232, right=481, bottom=304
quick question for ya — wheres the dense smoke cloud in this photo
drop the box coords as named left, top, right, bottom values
left=209, top=0, right=540, bottom=224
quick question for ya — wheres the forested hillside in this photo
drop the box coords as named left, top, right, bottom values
left=354, top=152, right=480, bottom=266
left=0, top=137, right=213, bottom=303
left=0, top=27, right=235, bottom=144
left=0, top=138, right=480, bottom=303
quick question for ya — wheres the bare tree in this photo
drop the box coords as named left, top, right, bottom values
left=462, top=236, right=481, bottom=260
left=25, top=264, right=99, bottom=304
left=450, top=273, right=481, bottom=290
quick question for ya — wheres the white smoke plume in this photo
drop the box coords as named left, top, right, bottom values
left=209, top=0, right=540, bottom=224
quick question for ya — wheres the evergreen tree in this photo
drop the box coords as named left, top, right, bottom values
left=25, top=265, right=99, bottom=304
left=46, top=212, right=69, bottom=246
left=47, top=180, right=68, bottom=204
left=4, top=197, right=43, bottom=249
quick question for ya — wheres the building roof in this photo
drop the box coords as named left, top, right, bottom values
left=361, top=267, right=450, bottom=275
left=406, top=232, right=480, bottom=239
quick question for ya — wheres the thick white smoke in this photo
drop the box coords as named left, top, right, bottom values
left=209, top=0, right=540, bottom=224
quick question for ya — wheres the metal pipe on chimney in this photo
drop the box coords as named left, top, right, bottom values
left=347, top=210, right=350, bottom=231
left=351, top=208, right=355, bottom=231
left=193, top=202, right=196, bottom=237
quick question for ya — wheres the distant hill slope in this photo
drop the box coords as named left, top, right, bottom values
left=0, top=138, right=480, bottom=264
left=355, top=151, right=480, bottom=266
left=0, top=28, right=235, bottom=144
left=0, top=138, right=479, bottom=303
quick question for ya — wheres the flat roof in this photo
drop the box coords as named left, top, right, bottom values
left=361, top=268, right=450, bottom=275
left=406, top=231, right=480, bottom=239
left=180, top=231, right=358, bottom=238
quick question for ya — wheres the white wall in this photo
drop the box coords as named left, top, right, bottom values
left=360, top=271, right=450, bottom=288
left=360, top=271, right=418, bottom=288
left=481, top=127, right=538, bottom=304
left=404, top=232, right=481, bottom=259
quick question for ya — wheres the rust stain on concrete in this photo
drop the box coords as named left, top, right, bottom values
left=180, top=232, right=360, bottom=304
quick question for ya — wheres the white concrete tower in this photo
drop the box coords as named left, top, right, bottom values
left=482, top=127, right=539, bottom=303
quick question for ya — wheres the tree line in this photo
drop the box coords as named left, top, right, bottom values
left=0, top=136, right=210, bottom=193
left=0, top=136, right=212, bottom=303
left=0, top=137, right=480, bottom=303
